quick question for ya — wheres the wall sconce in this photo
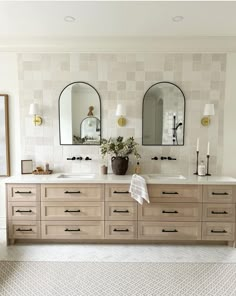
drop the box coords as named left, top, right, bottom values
left=29, top=103, right=42, bottom=126
left=116, top=104, right=126, bottom=127
left=201, top=103, right=215, bottom=126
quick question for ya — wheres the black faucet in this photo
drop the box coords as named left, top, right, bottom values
left=85, top=156, right=92, bottom=160
left=151, top=156, right=158, bottom=160
left=67, top=157, right=76, bottom=160
left=160, top=156, right=167, bottom=160
left=77, top=157, right=83, bottom=160
left=168, top=156, right=177, bottom=160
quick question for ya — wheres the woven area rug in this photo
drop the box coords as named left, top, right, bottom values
left=0, top=261, right=236, bottom=296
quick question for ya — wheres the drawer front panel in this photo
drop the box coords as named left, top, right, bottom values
left=203, top=204, right=235, bottom=222
left=8, top=202, right=40, bottom=221
left=138, top=221, right=201, bottom=240
left=138, top=203, right=202, bottom=222
left=147, top=185, right=202, bottom=203
left=202, top=222, right=235, bottom=241
left=9, top=221, right=40, bottom=239
left=105, top=221, right=137, bottom=239
left=105, top=184, right=132, bottom=202
left=8, top=184, right=40, bottom=202
left=41, top=184, right=104, bottom=202
left=41, top=202, right=104, bottom=221
left=41, top=221, right=104, bottom=239
left=105, top=202, right=137, bottom=221
left=203, top=186, right=235, bottom=203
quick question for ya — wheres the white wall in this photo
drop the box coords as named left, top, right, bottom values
left=222, top=53, right=236, bottom=177
left=0, top=53, right=20, bottom=228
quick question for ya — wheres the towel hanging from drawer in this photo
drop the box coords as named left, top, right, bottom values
left=129, top=174, right=149, bottom=205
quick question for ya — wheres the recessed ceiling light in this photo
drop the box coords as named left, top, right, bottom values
left=172, top=16, right=184, bottom=22
left=64, top=16, right=76, bottom=23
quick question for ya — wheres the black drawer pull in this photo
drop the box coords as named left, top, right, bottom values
left=113, top=191, right=129, bottom=194
left=113, top=228, right=129, bottom=232
left=211, top=211, right=228, bottom=215
left=16, top=228, right=33, bottom=232
left=64, top=210, right=81, bottom=213
left=162, top=229, right=178, bottom=233
left=212, top=192, right=229, bottom=196
left=211, top=230, right=227, bottom=233
left=16, top=210, right=32, bottom=213
left=15, top=191, right=32, bottom=194
left=162, top=210, right=178, bottom=214
left=64, top=228, right=80, bottom=232
left=113, top=210, right=129, bottom=213
left=162, top=192, right=179, bottom=195
left=64, top=191, right=81, bottom=194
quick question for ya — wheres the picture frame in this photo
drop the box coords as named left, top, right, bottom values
left=0, top=94, right=10, bottom=177
left=21, top=160, right=33, bottom=175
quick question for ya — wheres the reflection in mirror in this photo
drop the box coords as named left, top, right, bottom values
left=0, top=94, right=10, bottom=176
left=142, top=82, right=185, bottom=146
left=59, top=82, right=101, bottom=145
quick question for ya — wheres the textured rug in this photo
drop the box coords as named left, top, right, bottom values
left=0, top=261, right=236, bottom=296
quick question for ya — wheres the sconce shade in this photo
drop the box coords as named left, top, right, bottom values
left=29, top=103, right=39, bottom=115
left=203, top=104, right=215, bottom=116
left=116, top=104, right=126, bottom=116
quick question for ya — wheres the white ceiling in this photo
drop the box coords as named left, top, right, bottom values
left=1, top=1, right=236, bottom=38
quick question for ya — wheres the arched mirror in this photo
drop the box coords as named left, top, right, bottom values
left=59, top=82, right=101, bottom=145
left=142, top=82, right=185, bottom=146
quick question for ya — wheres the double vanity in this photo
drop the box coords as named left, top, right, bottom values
left=5, top=174, right=236, bottom=247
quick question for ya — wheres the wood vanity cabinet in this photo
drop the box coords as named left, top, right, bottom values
left=6, top=182, right=236, bottom=246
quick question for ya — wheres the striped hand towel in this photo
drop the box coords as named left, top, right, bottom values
left=129, top=174, right=149, bottom=205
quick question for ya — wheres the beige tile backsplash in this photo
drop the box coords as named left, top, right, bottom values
left=18, top=53, right=226, bottom=176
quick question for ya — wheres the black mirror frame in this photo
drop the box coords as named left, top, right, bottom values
left=142, top=81, right=186, bottom=146
left=58, top=81, right=102, bottom=146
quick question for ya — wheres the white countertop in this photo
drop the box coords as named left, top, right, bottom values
left=2, top=173, right=236, bottom=185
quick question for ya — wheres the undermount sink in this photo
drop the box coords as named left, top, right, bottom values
left=146, top=174, right=186, bottom=180
left=57, top=173, right=96, bottom=179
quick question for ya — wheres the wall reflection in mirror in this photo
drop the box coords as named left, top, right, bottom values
left=142, top=82, right=185, bottom=146
left=59, top=82, right=101, bottom=145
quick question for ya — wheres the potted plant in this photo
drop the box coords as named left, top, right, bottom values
left=100, top=136, right=141, bottom=175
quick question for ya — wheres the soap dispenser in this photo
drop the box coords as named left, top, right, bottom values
left=198, top=160, right=206, bottom=176
left=134, top=162, right=141, bottom=174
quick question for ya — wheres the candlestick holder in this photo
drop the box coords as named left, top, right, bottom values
left=206, top=154, right=211, bottom=176
left=194, top=151, right=199, bottom=175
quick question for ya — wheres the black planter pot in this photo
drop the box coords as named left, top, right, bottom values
left=111, top=156, right=129, bottom=175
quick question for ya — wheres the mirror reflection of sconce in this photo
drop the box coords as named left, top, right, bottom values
left=201, top=104, right=215, bottom=127
left=29, top=103, right=42, bottom=126
left=116, top=104, right=126, bottom=127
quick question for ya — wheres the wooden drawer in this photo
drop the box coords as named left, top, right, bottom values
left=147, top=185, right=202, bottom=203
left=138, top=203, right=202, bottom=222
left=9, top=221, right=40, bottom=239
left=105, top=202, right=137, bottom=221
left=41, top=184, right=104, bottom=202
left=203, top=186, right=235, bottom=203
left=105, top=221, right=137, bottom=239
left=7, top=184, right=40, bottom=202
left=203, top=204, right=235, bottom=222
left=41, top=202, right=104, bottom=221
left=8, top=202, right=40, bottom=221
left=105, top=184, right=132, bottom=202
left=41, top=221, right=104, bottom=239
left=202, top=222, right=235, bottom=241
left=138, top=221, right=201, bottom=240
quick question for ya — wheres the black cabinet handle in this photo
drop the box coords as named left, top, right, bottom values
left=162, top=210, right=178, bottom=214
left=211, top=211, right=228, bottom=215
left=162, top=229, right=178, bottom=233
left=64, top=209, right=80, bottom=213
left=113, top=210, right=129, bottom=213
left=113, top=191, right=129, bottom=194
left=151, top=157, right=158, bottom=160
left=16, top=209, right=32, bottom=213
left=64, top=228, right=80, bottom=232
left=15, top=191, right=32, bottom=194
left=64, top=191, right=81, bottom=194
left=113, top=228, right=129, bottom=232
left=212, top=192, right=229, bottom=196
left=16, top=228, right=32, bottom=232
left=162, top=192, right=179, bottom=195
left=211, top=230, right=227, bottom=233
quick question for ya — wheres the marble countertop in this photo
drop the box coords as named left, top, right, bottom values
left=2, top=173, right=236, bottom=185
